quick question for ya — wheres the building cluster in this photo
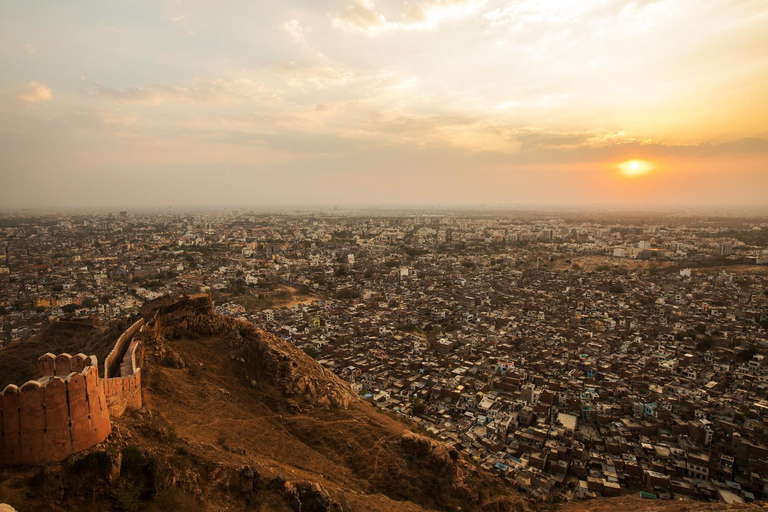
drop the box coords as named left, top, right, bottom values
left=1, top=210, right=767, bottom=503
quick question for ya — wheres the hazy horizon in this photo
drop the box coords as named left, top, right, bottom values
left=3, top=203, right=768, bottom=218
left=1, top=0, right=767, bottom=208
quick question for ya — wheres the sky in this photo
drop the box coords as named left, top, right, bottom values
left=0, top=0, right=767, bottom=209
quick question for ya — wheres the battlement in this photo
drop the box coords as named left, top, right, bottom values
left=104, top=318, right=144, bottom=379
left=103, top=324, right=144, bottom=417
left=0, top=359, right=110, bottom=466
left=38, top=352, right=98, bottom=378
left=0, top=317, right=148, bottom=466
left=0, top=298, right=210, bottom=466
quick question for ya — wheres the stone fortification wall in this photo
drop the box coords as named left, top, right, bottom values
left=103, top=371, right=141, bottom=417
left=102, top=317, right=144, bottom=416
left=0, top=354, right=111, bottom=466
left=1, top=317, right=146, bottom=466
left=139, top=294, right=177, bottom=317
left=103, top=331, right=144, bottom=417
left=104, top=318, right=144, bottom=379
left=0, top=298, right=216, bottom=466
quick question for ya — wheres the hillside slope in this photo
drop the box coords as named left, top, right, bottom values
left=0, top=297, right=763, bottom=512
left=0, top=298, right=523, bottom=512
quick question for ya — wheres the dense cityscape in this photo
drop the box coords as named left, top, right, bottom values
left=2, top=0, right=766, bottom=509
left=1, top=210, right=767, bottom=504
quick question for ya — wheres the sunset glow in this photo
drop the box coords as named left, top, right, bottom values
left=618, top=160, right=655, bottom=178
left=0, top=0, right=766, bottom=208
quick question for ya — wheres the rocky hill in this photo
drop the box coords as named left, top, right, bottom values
left=0, top=297, right=764, bottom=512
left=0, top=297, right=523, bottom=512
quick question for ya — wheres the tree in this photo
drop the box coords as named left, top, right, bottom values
left=696, top=337, right=713, bottom=352
left=303, top=345, right=318, bottom=358
left=443, top=322, right=461, bottom=333
left=739, top=346, right=758, bottom=362
left=608, top=283, right=625, bottom=294
left=334, top=288, right=360, bottom=300
left=411, top=398, right=426, bottom=416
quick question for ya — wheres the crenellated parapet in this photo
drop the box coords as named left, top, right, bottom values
left=103, top=320, right=145, bottom=417
left=0, top=307, right=175, bottom=466
left=38, top=352, right=96, bottom=377
left=104, top=318, right=144, bottom=380
left=0, top=354, right=111, bottom=466
left=1, top=317, right=148, bottom=466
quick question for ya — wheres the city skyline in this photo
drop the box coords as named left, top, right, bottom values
left=1, top=0, right=767, bottom=208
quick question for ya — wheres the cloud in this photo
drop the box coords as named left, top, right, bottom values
left=350, top=110, right=517, bottom=152
left=347, top=105, right=768, bottom=160
left=482, top=0, right=630, bottom=30
left=170, top=14, right=195, bottom=35
left=282, top=19, right=309, bottom=47
left=20, top=81, right=52, bottom=104
left=331, top=0, right=481, bottom=34
left=351, top=111, right=617, bottom=154
left=278, top=63, right=356, bottom=89
left=332, top=0, right=386, bottom=33
left=494, top=136, right=768, bottom=168
left=402, top=3, right=429, bottom=23
left=277, top=61, right=394, bottom=92
left=710, top=137, right=768, bottom=154
left=86, top=78, right=279, bottom=105
left=515, top=131, right=592, bottom=151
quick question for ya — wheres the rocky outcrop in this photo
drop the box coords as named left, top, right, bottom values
left=142, top=295, right=357, bottom=409
left=295, top=481, right=332, bottom=512
left=59, top=441, right=337, bottom=512
left=145, top=294, right=232, bottom=340
left=400, top=432, right=463, bottom=484
left=240, top=327, right=357, bottom=409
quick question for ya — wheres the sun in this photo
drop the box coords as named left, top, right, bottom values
left=617, top=159, right=654, bottom=177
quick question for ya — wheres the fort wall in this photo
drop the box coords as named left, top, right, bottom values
left=0, top=356, right=110, bottom=466
left=103, top=332, right=144, bottom=417
left=1, top=296, right=207, bottom=466
left=104, top=318, right=144, bottom=379
left=1, top=320, right=144, bottom=465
